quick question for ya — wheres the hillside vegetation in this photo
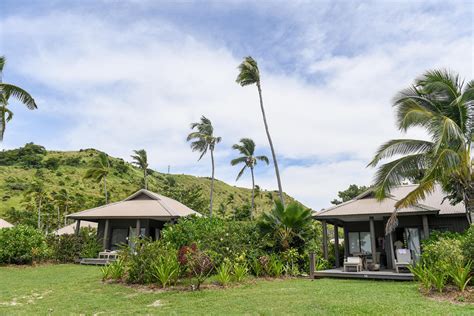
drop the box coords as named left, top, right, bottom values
left=0, top=143, right=298, bottom=229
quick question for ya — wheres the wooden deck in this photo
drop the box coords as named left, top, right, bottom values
left=78, top=258, right=116, bottom=266
left=313, top=268, right=414, bottom=281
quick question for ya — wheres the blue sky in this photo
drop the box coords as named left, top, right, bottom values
left=0, top=0, right=472, bottom=209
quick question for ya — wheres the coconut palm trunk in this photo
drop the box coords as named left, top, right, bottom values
left=37, top=198, right=42, bottom=229
left=250, top=166, right=255, bottom=218
left=257, top=82, right=284, bottom=205
left=103, top=176, right=108, bottom=204
left=144, top=168, right=148, bottom=190
left=464, top=185, right=474, bottom=224
left=210, top=148, right=215, bottom=216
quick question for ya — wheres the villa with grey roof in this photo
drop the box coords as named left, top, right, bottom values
left=67, top=189, right=200, bottom=251
left=312, top=184, right=470, bottom=280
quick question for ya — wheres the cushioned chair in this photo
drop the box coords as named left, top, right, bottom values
left=395, top=249, right=412, bottom=273
left=344, top=256, right=363, bottom=272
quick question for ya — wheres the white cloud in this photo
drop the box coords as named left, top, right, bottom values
left=0, top=3, right=472, bottom=210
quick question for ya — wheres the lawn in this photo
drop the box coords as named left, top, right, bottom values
left=0, top=264, right=472, bottom=315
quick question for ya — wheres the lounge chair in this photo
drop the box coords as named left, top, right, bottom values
left=344, top=256, right=363, bottom=272
left=394, top=249, right=412, bottom=273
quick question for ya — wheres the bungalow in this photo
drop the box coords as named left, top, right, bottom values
left=313, top=184, right=469, bottom=279
left=0, top=218, right=14, bottom=229
left=67, top=189, right=200, bottom=250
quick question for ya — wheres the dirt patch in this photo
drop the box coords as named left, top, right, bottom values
left=423, top=286, right=474, bottom=305
left=147, top=300, right=163, bottom=307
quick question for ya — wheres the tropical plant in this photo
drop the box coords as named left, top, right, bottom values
left=315, top=258, right=330, bottom=271
left=331, top=184, right=369, bottom=205
left=152, top=251, right=180, bottom=288
left=0, top=56, right=38, bottom=141
left=178, top=244, right=214, bottom=290
left=84, top=152, right=110, bottom=204
left=0, top=225, right=48, bottom=264
left=24, top=180, right=47, bottom=229
left=449, top=261, right=472, bottom=292
left=231, top=138, right=269, bottom=217
left=368, top=70, right=474, bottom=232
left=216, top=260, right=232, bottom=286
left=233, top=262, right=249, bottom=282
left=187, top=116, right=221, bottom=216
left=409, top=264, right=433, bottom=292
left=236, top=56, right=284, bottom=205
left=249, top=257, right=264, bottom=277
left=258, top=200, right=313, bottom=250
left=131, top=149, right=149, bottom=190
left=428, top=269, right=448, bottom=293
left=268, top=254, right=284, bottom=277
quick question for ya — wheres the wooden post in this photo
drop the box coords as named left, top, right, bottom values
left=103, top=219, right=110, bottom=250
left=136, top=219, right=141, bottom=238
left=322, top=220, right=328, bottom=260
left=422, top=215, right=429, bottom=239
left=75, top=220, right=81, bottom=236
left=309, top=252, right=315, bottom=278
left=369, top=217, right=377, bottom=258
left=343, top=224, right=349, bottom=258
left=334, top=224, right=340, bottom=268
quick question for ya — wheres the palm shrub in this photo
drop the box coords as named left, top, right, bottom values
left=409, top=264, right=433, bottom=292
left=249, top=257, right=264, bottom=277
left=258, top=200, right=312, bottom=251
left=216, top=260, right=232, bottom=286
left=368, top=70, right=474, bottom=233
left=268, top=254, right=284, bottom=277
left=233, top=262, right=249, bottom=282
left=449, top=261, right=472, bottom=292
left=428, top=269, right=448, bottom=293
left=152, top=250, right=180, bottom=288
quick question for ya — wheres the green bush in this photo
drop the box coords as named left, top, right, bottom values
left=421, top=234, right=465, bottom=275
left=449, top=261, right=472, bottom=292
left=152, top=249, right=180, bottom=288
left=80, top=228, right=101, bottom=258
left=268, top=254, right=284, bottom=277
left=48, top=234, right=82, bottom=263
left=233, top=262, right=248, bottom=282
left=462, top=225, right=474, bottom=262
left=101, top=259, right=125, bottom=281
left=409, top=264, right=432, bottom=292
left=0, top=225, right=49, bottom=264
left=216, top=260, right=232, bottom=286
left=162, top=216, right=268, bottom=266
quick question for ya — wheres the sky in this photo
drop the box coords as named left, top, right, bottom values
left=0, top=0, right=473, bottom=210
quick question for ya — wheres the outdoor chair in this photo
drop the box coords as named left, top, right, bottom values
left=394, top=248, right=412, bottom=273
left=344, top=256, right=363, bottom=272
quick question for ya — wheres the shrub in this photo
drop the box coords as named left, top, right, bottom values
left=422, top=235, right=464, bottom=275
left=179, top=244, right=214, bottom=290
left=162, top=217, right=267, bottom=266
left=428, top=269, right=447, bottom=293
left=48, top=234, right=82, bottom=263
left=281, top=248, right=300, bottom=276
left=449, top=261, right=472, bottom=292
left=80, top=228, right=101, bottom=258
left=233, top=262, right=248, bottom=282
left=268, top=255, right=284, bottom=277
left=249, top=257, right=263, bottom=277
left=152, top=250, right=180, bottom=288
left=409, top=264, right=432, bottom=292
left=462, top=225, right=474, bottom=262
left=315, top=258, right=330, bottom=271
left=101, top=259, right=125, bottom=281
left=121, top=238, right=165, bottom=284
left=0, top=225, right=48, bottom=264
left=216, top=260, right=232, bottom=286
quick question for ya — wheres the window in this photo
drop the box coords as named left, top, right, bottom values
left=348, top=231, right=372, bottom=255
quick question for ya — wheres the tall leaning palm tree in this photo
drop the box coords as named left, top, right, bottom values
left=84, top=152, right=111, bottom=204
left=0, top=56, right=37, bottom=141
left=368, top=69, right=474, bottom=233
left=131, top=149, right=149, bottom=190
left=236, top=56, right=284, bottom=205
left=231, top=138, right=269, bottom=217
left=187, top=116, right=221, bottom=216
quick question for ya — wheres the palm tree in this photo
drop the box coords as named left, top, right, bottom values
left=231, top=138, right=269, bottom=217
left=236, top=56, right=284, bottom=205
left=258, top=200, right=312, bottom=250
left=187, top=116, right=221, bottom=216
left=368, top=69, right=474, bottom=233
left=131, top=149, right=149, bottom=190
left=25, top=180, right=46, bottom=229
left=84, top=152, right=111, bottom=204
left=0, top=56, right=37, bottom=141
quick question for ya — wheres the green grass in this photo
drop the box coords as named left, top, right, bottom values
left=1, top=265, right=472, bottom=315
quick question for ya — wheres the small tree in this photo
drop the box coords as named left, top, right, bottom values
left=178, top=244, right=214, bottom=290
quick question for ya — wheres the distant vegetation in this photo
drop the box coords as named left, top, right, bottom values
left=0, top=143, right=297, bottom=231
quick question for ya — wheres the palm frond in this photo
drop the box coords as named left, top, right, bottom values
left=368, top=139, right=434, bottom=167
left=0, top=83, right=37, bottom=109
left=230, top=156, right=247, bottom=166
left=256, top=155, right=269, bottom=164
left=236, top=56, right=260, bottom=86
left=236, top=165, right=247, bottom=181
left=0, top=56, right=5, bottom=74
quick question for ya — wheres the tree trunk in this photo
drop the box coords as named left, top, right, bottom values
left=37, top=197, right=42, bottom=230
left=210, top=149, right=215, bottom=217
left=144, top=168, right=147, bottom=190
left=257, top=82, right=284, bottom=206
left=250, top=166, right=255, bottom=219
left=104, top=176, right=108, bottom=204
left=464, top=184, right=474, bottom=224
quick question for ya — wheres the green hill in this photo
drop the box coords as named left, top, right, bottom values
left=0, top=143, right=300, bottom=229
